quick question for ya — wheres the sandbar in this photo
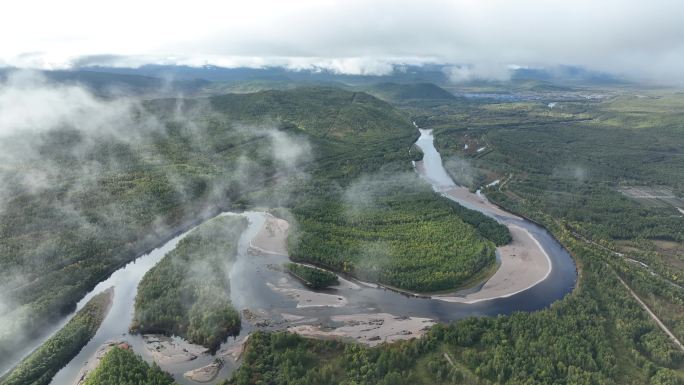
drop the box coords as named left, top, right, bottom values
left=142, top=334, right=208, bottom=366
left=289, top=313, right=435, bottom=347
left=434, top=225, right=551, bottom=303
left=267, top=282, right=348, bottom=308
left=249, top=214, right=289, bottom=256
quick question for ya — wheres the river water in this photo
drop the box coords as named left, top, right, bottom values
left=413, top=128, right=577, bottom=310
left=3, top=129, right=577, bottom=385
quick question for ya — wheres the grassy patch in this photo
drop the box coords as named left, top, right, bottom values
left=285, top=263, right=339, bottom=289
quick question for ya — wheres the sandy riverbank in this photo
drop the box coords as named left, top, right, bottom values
left=415, top=147, right=553, bottom=303
left=74, top=340, right=128, bottom=385
left=267, top=282, right=348, bottom=308
left=249, top=213, right=289, bottom=256
left=434, top=225, right=551, bottom=303
left=442, top=185, right=520, bottom=220
left=289, top=313, right=435, bottom=347
left=218, top=335, right=250, bottom=361
left=184, top=360, right=223, bottom=383
left=142, top=334, right=208, bottom=366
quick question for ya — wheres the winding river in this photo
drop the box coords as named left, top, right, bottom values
left=3, top=129, right=577, bottom=385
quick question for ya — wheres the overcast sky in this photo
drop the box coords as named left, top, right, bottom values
left=3, top=0, right=684, bottom=82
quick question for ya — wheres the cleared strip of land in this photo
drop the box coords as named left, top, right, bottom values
left=616, top=276, right=684, bottom=352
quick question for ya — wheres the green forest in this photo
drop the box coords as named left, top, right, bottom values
left=0, top=85, right=507, bottom=359
left=422, top=93, right=684, bottom=319
left=0, top=104, right=281, bottom=357
left=131, top=216, right=247, bottom=351
left=427, top=95, right=683, bottom=246
left=289, top=176, right=498, bottom=292
left=0, top=86, right=472, bottom=355
left=224, top=232, right=683, bottom=385
left=3, top=81, right=683, bottom=385
left=1, top=290, right=111, bottom=385
left=82, top=347, right=176, bottom=385
left=219, top=87, right=684, bottom=385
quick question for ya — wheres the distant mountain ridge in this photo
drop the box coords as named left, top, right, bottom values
left=147, top=86, right=413, bottom=140
left=75, top=63, right=627, bottom=86
left=0, top=64, right=629, bottom=100
left=0, top=68, right=209, bottom=97
left=365, top=82, right=457, bottom=101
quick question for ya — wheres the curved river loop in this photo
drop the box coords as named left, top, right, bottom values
left=3, top=128, right=577, bottom=385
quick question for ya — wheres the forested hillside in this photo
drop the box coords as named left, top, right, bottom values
left=2, top=76, right=681, bottom=385
left=365, top=82, right=457, bottom=102
left=0, top=94, right=285, bottom=359
left=424, top=94, right=684, bottom=288
left=0, top=86, right=503, bottom=361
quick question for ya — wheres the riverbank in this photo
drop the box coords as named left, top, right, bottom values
left=74, top=340, right=129, bottom=385
left=184, top=360, right=223, bottom=383
left=413, top=129, right=555, bottom=304
left=0, top=205, right=236, bottom=378
left=142, top=335, right=208, bottom=366
left=288, top=313, right=435, bottom=347
left=267, top=282, right=348, bottom=308
left=442, top=186, right=520, bottom=220
left=38, top=179, right=571, bottom=385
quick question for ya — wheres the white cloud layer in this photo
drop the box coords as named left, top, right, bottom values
left=2, top=0, right=684, bottom=83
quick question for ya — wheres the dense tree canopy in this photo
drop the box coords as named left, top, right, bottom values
left=131, top=216, right=247, bottom=351
left=82, top=347, right=176, bottom=385
left=285, top=263, right=339, bottom=289
left=1, top=290, right=111, bottom=385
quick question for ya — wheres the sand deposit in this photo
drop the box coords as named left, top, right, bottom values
left=289, top=313, right=435, bottom=347
left=142, top=334, right=208, bottom=366
left=267, top=282, right=348, bottom=308
left=249, top=214, right=289, bottom=256
left=184, top=360, right=223, bottom=383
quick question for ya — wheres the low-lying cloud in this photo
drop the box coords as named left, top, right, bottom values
left=444, top=64, right=515, bottom=83
left=0, top=71, right=137, bottom=137
left=0, top=71, right=312, bottom=364
left=552, top=164, right=590, bottom=182
left=443, top=156, right=477, bottom=188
